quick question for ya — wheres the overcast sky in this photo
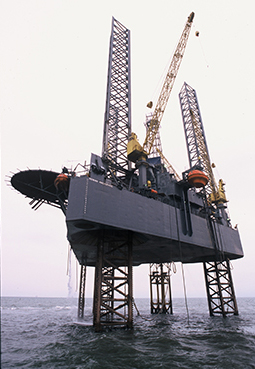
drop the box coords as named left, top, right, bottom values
left=1, top=0, right=255, bottom=303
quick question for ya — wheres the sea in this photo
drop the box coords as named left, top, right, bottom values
left=1, top=297, right=255, bottom=368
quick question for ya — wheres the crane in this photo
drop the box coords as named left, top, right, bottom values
left=127, top=14, right=194, bottom=313
left=127, top=12, right=195, bottom=166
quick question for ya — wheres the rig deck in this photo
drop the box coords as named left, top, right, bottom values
left=66, top=174, right=243, bottom=266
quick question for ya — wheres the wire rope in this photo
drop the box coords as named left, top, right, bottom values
left=66, top=243, right=71, bottom=275
left=173, top=195, right=190, bottom=324
left=132, top=298, right=166, bottom=322
left=76, top=259, right=79, bottom=292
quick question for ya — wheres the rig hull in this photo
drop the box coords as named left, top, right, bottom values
left=66, top=175, right=243, bottom=266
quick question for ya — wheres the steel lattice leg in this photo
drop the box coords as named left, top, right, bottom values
left=203, top=259, right=238, bottom=316
left=149, top=263, right=173, bottom=314
left=93, top=231, right=133, bottom=331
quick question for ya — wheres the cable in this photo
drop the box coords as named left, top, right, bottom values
left=198, top=39, right=209, bottom=68
left=132, top=298, right=166, bottom=322
left=180, top=263, right=190, bottom=324
left=174, top=195, right=190, bottom=324
left=76, top=259, right=79, bottom=292
left=66, top=243, right=71, bottom=275
left=171, top=261, right=177, bottom=274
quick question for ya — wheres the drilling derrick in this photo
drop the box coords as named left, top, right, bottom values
left=179, top=82, right=239, bottom=316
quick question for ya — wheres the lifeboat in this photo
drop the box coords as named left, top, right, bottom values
left=54, top=173, right=69, bottom=192
left=187, top=170, right=208, bottom=188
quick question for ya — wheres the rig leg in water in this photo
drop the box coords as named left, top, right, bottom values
left=93, top=231, right=133, bottom=331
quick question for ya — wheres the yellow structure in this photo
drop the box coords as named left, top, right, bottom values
left=127, top=12, right=195, bottom=167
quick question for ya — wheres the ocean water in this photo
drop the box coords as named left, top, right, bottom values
left=1, top=297, right=255, bottom=368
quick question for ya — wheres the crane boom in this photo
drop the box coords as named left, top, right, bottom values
left=127, top=12, right=194, bottom=164
left=143, top=12, right=194, bottom=155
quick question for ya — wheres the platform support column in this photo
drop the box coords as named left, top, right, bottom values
left=78, top=264, right=87, bottom=319
left=203, top=259, right=238, bottom=316
left=93, top=231, right=133, bottom=331
left=149, top=263, right=173, bottom=314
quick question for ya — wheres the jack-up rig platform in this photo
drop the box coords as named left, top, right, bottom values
left=10, top=13, right=243, bottom=331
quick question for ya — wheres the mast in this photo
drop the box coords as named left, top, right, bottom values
left=102, top=17, right=132, bottom=172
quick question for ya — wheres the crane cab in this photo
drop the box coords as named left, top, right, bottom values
left=127, top=132, right=147, bottom=163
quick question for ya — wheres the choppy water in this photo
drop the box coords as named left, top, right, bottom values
left=1, top=297, right=255, bottom=368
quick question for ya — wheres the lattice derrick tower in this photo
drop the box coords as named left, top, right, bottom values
left=102, top=17, right=131, bottom=173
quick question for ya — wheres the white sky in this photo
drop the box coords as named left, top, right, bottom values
left=1, top=0, right=255, bottom=302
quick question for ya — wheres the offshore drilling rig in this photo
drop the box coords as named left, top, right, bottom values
left=10, top=13, right=243, bottom=331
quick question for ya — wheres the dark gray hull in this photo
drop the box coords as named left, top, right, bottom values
left=66, top=176, right=243, bottom=266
